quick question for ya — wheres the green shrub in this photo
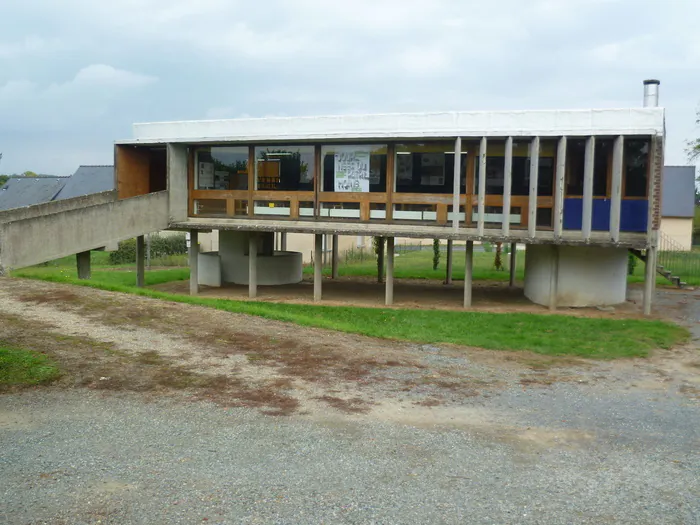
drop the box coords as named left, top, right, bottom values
left=628, top=252, right=637, bottom=275
left=109, top=233, right=188, bottom=265
left=432, top=239, right=440, bottom=270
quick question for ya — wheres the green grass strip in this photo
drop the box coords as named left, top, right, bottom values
left=0, top=345, right=61, bottom=386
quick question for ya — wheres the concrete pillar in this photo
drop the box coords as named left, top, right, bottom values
left=314, top=234, right=323, bottom=302
left=249, top=233, right=257, bottom=299
left=452, top=136, right=462, bottom=231
left=464, top=240, right=474, bottom=307
left=377, top=237, right=385, bottom=283
left=643, top=246, right=657, bottom=316
left=549, top=245, right=559, bottom=311
left=189, top=230, right=199, bottom=295
left=509, top=242, right=517, bottom=287
left=280, top=232, right=287, bottom=251
left=76, top=251, right=91, bottom=280
left=385, top=237, right=394, bottom=305
left=331, top=234, right=339, bottom=279
left=136, top=235, right=145, bottom=287
left=445, top=239, right=454, bottom=285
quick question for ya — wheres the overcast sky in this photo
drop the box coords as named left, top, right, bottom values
left=1, top=0, right=698, bottom=175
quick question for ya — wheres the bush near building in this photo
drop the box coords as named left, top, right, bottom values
left=109, top=233, right=187, bottom=265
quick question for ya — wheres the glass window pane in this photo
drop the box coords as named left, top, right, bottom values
left=322, top=144, right=387, bottom=193
left=624, top=139, right=650, bottom=197
left=395, top=142, right=466, bottom=194
left=255, top=146, right=315, bottom=191
left=196, top=147, right=248, bottom=190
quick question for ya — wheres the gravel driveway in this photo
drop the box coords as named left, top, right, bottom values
left=1, top=279, right=699, bottom=524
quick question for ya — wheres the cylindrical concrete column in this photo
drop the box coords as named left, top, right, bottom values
left=314, top=234, right=323, bottom=302
left=464, top=240, right=474, bottom=307
left=643, top=246, right=657, bottom=315
left=189, top=230, right=199, bottom=295
left=385, top=237, right=394, bottom=305
left=136, top=235, right=145, bottom=287
left=249, top=233, right=257, bottom=299
left=445, top=239, right=453, bottom=285
left=509, top=242, right=517, bottom=287
left=280, top=232, right=288, bottom=251
left=331, top=234, right=339, bottom=279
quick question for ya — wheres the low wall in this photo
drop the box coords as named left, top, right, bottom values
left=524, top=245, right=628, bottom=307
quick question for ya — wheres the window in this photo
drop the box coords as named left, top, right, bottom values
left=196, top=147, right=248, bottom=190
left=474, top=141, right=554, bottom=196
left=395, top=142, right=466, bottom=194
left=322, top=145, right=386, bottom=192
left=255, top=146, right=315, bottom=191
left=566, top=138, right=610, bottom=197
left=624, top=139, right=650, bottom=197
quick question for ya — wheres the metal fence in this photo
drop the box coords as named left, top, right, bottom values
left=657, top=231, right=700, bottom=284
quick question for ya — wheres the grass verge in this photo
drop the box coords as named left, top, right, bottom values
left=10, top=272, right=688, bottom=359
left=0, top=344, right=61, bottom=387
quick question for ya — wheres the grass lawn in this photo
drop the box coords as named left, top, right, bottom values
left=11, top=265, right=688, bottom=359
left=0, top=345, right=61, bottom=387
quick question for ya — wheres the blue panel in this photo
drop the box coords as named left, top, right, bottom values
left=563, top=198, right=582, bottom=230
left=620, top=200, right=648, bottom=232
left=592, top=200, right=611, bottom=231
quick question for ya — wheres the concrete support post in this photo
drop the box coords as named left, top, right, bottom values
left=136, top=235, right=145, bottom=287
left=464, top=240, right=474, bottom=308
left=477, top=137, right=487, bottom=236
left=502, top=137, right=513, bottom=237
left=314, top=234, right=323, bottom=303
left=528, top=137, right=540, bottom=238
left=189, top=230, right=199, bottom=295
left=331, top=234, right=339, bottom=279
left=280, top=232, right=287, bottom=251
left=248, top=233, right=257, bottom=299
left=509, top=243, right=517, bottom=287
left=554, top=136, right=567, bottom=239
left=385, top=237, right=394, bottom=306
left=610, top=135, right=624, bottom=242
left=549, top=245, right=559, bottom=311
left=445, top=239, right=454, bottom=285
left=582, top=136, right=596, bottom=241
left=643, top=246, right=657, bottom=316
left=76, top=251, right=91, bottom=280
left=452, top=137, right=462, bottom=231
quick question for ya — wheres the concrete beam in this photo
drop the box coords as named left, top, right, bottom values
left=314, top=234, right=323, bottom=302
left=452, top=137, right=462, bottom=231
left=331, top=234, right=339, bottom=279
left=528, top=137, right=540, bottom=238
left=610, top=135, right=624, bottom=242
left=445, top=239, right=454, bottom=285
left=509, top=243, right=517, bottom=287
left=189, top=230, right=199, bottom=295
left=553, top=136, right=567, bottom=239
left=76, top=251, right=91, bottom=280
left=385, top=237, right=394, bottom=305
left=477, top=137, right=487, bottom=236
left=502, top=137, right=513, bottom=237
left=136, top=235, right=145, bottom=287
left=249, top=232, right=257, bottom=299
left=464, top=240, right=474, bottom=307
left=582, top=136, right=595, bottom=241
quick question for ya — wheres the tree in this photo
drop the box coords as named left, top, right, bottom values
left=432, top=239, right=440, bottom=270
left=688, top=109, right=700, bottom=162
left=0, top=175, right=8, bottom=187
left=22, top=171, right=38, bottom=177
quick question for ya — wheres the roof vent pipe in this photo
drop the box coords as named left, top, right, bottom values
left=643, top=79, right=660, bottom=107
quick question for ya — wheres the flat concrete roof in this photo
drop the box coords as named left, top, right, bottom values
left=118, top=108, right=665, bottom=145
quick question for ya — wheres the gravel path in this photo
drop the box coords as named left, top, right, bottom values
left=0, top=279, right=699, bottom=524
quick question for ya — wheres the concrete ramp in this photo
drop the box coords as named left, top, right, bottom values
left=0, top=191, right=169, bottom=271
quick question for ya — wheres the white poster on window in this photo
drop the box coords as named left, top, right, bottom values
left=334, top=148, right=370, bottom=192
left=397, top=154, right=413, bottom=181
left=198, top=162, right=214, bottom=188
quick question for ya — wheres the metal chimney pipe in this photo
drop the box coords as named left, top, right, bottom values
left=643, top=79, right=660, bottom=107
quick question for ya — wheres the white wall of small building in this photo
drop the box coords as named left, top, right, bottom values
left=659, top=217, right=693, bottom=251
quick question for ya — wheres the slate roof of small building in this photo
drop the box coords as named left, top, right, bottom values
left=662, top=166, right=696, bottom=218
left=54, top=165, right=115, bottom=200
left=0, top=177, right=67, bottom=211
